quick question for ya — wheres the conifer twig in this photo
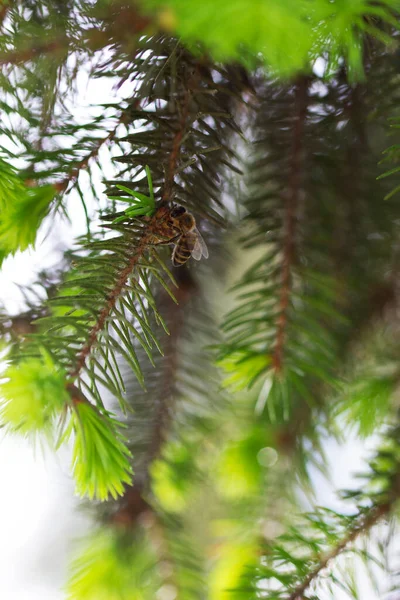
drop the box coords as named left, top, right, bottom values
left=273, top=78, right=308, bottom=372
left=286, top=501, right=393, bottom=600
left=130, top=71, right=199, bottom=472
left=69, top=66, right=196, bottom=381
left=68, top=231, right=152, bottom=381
left=0, top=38, right=69, bottom=67
left=0, top=4, right=152, bottom=67
left=146, top=271, right=196, bottom=468
left=53, top=110, right=132, bottom=195
left=108, top=70, right=200, bottom=524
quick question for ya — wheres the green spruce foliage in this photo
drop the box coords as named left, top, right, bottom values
left=0, top=1, right=400, bottom=598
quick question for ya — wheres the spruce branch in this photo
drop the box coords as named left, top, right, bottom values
left=142, top=270, right=197, bottom=476
left=242, top=422, right=400, bottom=600
left=219, top=43, right=400, bottom=421
left=53, top=111, right=131, bottom=196
left=0, top=210, right=173, bottom=498
left=0, top=2, right=152, bottom=68
left=67, top=55, right=200, bottom=388
left=0, top=36, right=245, bottom=503
left=162, top=75, right=197, bottom=203
left=67, top=228, right=156, bottom=383
left=273, top=77, right=308, bottom=373
left=285, top=503, right=391, bottom=600
left=0, top=38, right=70, bottom=67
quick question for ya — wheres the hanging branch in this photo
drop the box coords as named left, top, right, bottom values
left=98, top=67, right=202, bottom=517
left=286, top=503, right=391, bottom=600
left=0, top=40, right=222, bottom=503
left=110, top=269, right=198, bottom=526
left=67, top=227, right=159, bottom=383
left=272, top=78, right=308, bottom=373
left=162, top=81, right=196, bottom=202
left=53, top=111, right=131, bottom=195
left=68, top=63, right=197, bottom=387
left=238, top=421, right=400, bottom=600
left=0, top=2, right=153, bottom=67
left=0, top=38, right=70, bottom=67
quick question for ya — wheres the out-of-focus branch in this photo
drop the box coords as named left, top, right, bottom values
left=53, top=111, right=131, bottom=195
left=0, top=39, right=69, bottom=67
left=286, top=501, right=393, bottom=600
left=111, top=268, right=198, bottom=526
left=109, top=69, right=201, bottom=526
left=272, top=78, right=308, bottom=373
left=0, top=3, right=152, bottom=67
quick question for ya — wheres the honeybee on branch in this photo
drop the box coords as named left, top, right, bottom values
left=149, top=205, right=209, bottom=267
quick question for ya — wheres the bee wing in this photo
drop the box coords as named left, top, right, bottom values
left=191, top=228, right=209, bottom=261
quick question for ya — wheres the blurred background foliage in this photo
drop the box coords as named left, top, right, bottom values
left=0, top=1, right=400, bottom=599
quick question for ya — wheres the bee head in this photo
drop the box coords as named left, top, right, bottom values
left=170, top=206, right=186, bottom=218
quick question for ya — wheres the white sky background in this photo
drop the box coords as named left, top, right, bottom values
left=0, top=52, right=398, bottom=600
left=0, top=63, right=117, bottom=599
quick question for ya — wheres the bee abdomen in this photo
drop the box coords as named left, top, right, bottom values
left=172, top=246, right=192, bottom=265
left=172, top=235, right=195, bottom=266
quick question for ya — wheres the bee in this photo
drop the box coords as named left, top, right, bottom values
left=149, top=205, right=209, bottom=267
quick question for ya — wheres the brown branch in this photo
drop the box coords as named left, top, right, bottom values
left=0, top=4, right=152, bottom=67
left=0, top=2, right=12, bottom=28
left=146, top=270, right=196, bottom=467
left=162, top=84, right=196, bottom=203
left=68, top=229, right=151, bottom=380
left=69, top=62, right=196, bottom=385
left=272, top=78, right=308, bottom=373
left=66, top=383, right=91, bottom=405
left=108, top=70, right=199, bottom=527
left=0, top=39, right=69, bottom=67
left=53, top=111, right=131, bottom=195
left=286, top=502, right=392, bottom=600
left=111, top=269, right=197, bottom=527
left=128, top=74, right=198, bottom=471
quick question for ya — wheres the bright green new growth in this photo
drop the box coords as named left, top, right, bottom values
left=0, top=350, right=133, bottom=499
left=217, top=351, right=271, bottom=391
left=108, top=165, right=156, bottom=223
left=0, top=352, right=134, bottom=500
left=66, top=529, right=162, bottom=600
left=144, top=0, right=399, bottom=77
left=0, top=354, right=68, bottom=438
left=66, top=402, right=133, bottom=501
left=0, top=158, right=55, bottom=261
